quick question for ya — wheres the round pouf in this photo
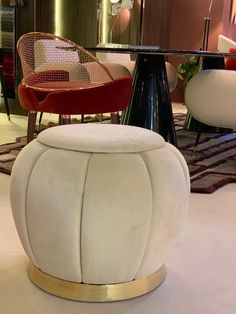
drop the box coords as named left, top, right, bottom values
left=10, top=124, right=190, bottom=302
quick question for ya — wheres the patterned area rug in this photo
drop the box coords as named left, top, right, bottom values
left=1, top=114, right=236, bottom=193
left=175, top=113, right=236, bottom=193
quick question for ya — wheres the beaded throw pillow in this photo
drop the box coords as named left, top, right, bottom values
left=225, top=47, right=236, bottom=70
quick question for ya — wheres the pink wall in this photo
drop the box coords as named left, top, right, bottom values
left=169, top=0, right=225, bottom=102
left=169, top=0, right=224, bottom=51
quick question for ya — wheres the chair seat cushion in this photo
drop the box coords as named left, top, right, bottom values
left=18, top=77, right=132, bottom=114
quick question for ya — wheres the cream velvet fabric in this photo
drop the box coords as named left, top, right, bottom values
left=37, top=124, right=165, bottom=153
left=185, top=70, right=236, bottom=129
left=99, top=60, right=178, bottom=92
left=217, top=34, right=236, bottom=53
left=96, top=43, right=131, bottom=62
left=10, top=124, right=190, bottom=284
left=99, top=61, right=132, bottom=79
left=96, top=46, right=178, bottom=92
left=101, top=60, right=178, bottom=92
left=105, top=60, right=135, bottom=76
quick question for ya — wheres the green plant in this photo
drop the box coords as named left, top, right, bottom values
left=177, top=56, right=200, bottom=88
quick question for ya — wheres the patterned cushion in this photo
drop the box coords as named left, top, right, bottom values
left=224, top=48, right=236, bottom=70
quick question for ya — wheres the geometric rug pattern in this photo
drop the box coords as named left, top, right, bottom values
left=1, top=113, right=236, bottom=193
left=0, top=136, right=26, bottom=175
left=175, top=113, right=236, bottom=193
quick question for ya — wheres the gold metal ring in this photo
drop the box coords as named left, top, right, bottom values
left=27, top=262, right=166, bottom=302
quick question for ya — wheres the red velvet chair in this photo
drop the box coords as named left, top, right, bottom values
left=17, top=32, right=132, bottom=142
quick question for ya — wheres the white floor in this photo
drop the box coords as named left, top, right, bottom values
left=0, top=107, right=236, bottom=314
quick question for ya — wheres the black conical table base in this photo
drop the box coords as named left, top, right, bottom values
left=121, top=54, right=177, bottom=146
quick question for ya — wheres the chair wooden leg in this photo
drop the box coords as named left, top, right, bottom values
left=27, top=111, right=37, bottom=143
left=61, top=115, right=71, bottom=125
left=110, top=112, right=120, bottom=124
left=0, top=65, right=10, bottom=121
left=192, top=131, right=201, bottom=157
left=99, top=114, right=103, bottom=122
left=192, top=121, right=203, bottom=157
left=38, top=112, right=43, bottom=131
left=94, top=114, right=103, bottom=122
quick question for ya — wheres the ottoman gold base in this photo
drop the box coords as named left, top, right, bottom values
left=27, top=262, right=166, bottom=302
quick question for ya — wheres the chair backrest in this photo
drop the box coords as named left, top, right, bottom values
left=217, top=34, right=236, bottom=53
left=34, top=39, right=79, bottom=68
left=185, top=69, right=236, bottom=129
left=96, top=42, right=178, bottom=92
left=96, top=43, right=131, bottom=62
left=17, top=32, right=113, bottom=89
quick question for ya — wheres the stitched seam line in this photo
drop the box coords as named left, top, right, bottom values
left=25, top=147, right=50, bottom=267
left=133, top=153, right=153, bottom=278
left=79, top=153, right=92, bottom=283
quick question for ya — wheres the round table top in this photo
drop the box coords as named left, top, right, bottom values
left=87, top=44, right=236, bottom=58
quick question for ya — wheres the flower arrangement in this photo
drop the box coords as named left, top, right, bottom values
left=110, top=0, right=134, bottom=16
left=177, top=0, right=215, bottom=88
left=177, top=56, right=200, bottom=88
left=108, top=0, right=134, bottom=42
left=98, top=0, right=134, bottom=43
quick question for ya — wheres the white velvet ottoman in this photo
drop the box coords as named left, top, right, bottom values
left=10, top=124, right=190, bottom=302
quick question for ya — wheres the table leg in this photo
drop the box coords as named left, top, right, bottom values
left=121, top=54, right=177, bottom=146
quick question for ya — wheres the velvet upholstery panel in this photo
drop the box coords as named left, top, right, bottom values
left=81, top=153, right=153, bottom=284
left=26, top=148, right=91, bottom=282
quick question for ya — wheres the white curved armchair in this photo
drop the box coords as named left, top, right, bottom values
left=185, top=69, right=236, bottom=153
left=185, top=70, right=236, bottom=129
left=96, top=43, right=178, bottom=93
left=165, top=62, right=178, bottom=93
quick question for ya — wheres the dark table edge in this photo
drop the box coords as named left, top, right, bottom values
left=86, top=47, right=236, bottom=58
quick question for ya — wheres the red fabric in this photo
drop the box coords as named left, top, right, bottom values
left=225, top=48, right=236, bottom=70
left=18, top=77, right=132, bottom=114
left=2, top=54, right=15, bottom=95
left=18, top=84, right=41, bottom=111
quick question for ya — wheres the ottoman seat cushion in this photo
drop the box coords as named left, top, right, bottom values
left=37, top=124, right=165, bottom=153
